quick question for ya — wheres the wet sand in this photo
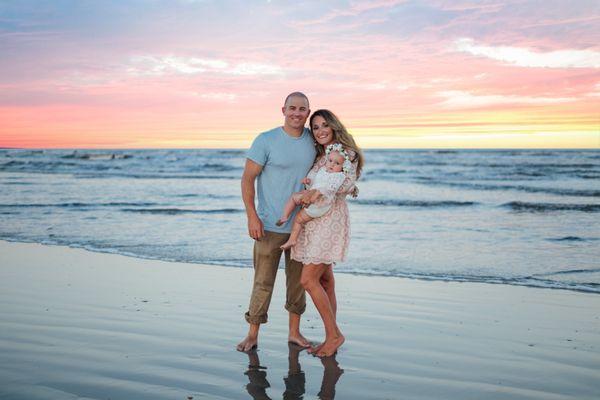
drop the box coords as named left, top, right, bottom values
left=0, top=240, right=599, bottom=399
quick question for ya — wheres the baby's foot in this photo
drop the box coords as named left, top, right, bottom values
left=276, top=218, right=287, bottom=227
left=280, top=240, right=295, bottom=251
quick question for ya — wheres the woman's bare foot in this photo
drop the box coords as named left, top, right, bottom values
left=316, top=335, right=345, bottom=357
left=288, top=332, right=311, bottom=348
left=280, top=240, right=295, bottom=251
left=237, top=335, right=258, bottom=352
left=307, top=342, right=323, bottom=354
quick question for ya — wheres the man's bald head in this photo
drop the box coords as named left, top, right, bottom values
left=284, top=92, right=309, bottom=108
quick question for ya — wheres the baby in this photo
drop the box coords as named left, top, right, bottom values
left=278, top=143, right=351, bottom=250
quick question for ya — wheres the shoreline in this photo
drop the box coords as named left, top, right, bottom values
left=1, top=237, right=597, bottom=295
left=1, top=240, right=599, bottom=399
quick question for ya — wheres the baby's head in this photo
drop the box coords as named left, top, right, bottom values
left=325, top=143, right=351, bottom=174
left=326, top=151, right=345, bottom=173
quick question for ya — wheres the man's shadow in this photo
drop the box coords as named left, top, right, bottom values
left=243, top=343, right=343, bottom=400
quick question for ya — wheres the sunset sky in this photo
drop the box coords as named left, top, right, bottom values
left=1, top=0, right=599, bottom=149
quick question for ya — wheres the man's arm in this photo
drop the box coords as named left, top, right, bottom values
left=241, top=158, right=265, bottom=240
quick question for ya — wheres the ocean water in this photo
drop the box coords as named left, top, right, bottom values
left=1, top=148, right=599, bottom=293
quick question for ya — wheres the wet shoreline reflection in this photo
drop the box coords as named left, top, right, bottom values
left=243, top=343, right=343, bottom=399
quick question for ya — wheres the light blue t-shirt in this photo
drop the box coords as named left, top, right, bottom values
left=247, top=126, right=316, bottom=233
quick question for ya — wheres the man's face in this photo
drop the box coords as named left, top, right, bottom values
left=282, top=96, right=310, bottom=131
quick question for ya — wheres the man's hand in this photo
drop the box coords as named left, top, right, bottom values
left=248, top=213, right=265, bottom=240
left=241, top=159, right=264, bottom=240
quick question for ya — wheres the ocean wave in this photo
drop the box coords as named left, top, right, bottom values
left=0, top=202, right=160, bottom=208
left=546, top=236, right=599, bottom=242
left=216, top=149, right=245, bottom=156
left=365, top=168, right=408, bottom=176
left=502, top=201, right=600, bottom=212
left=532, top=268, right=600, bottom=277
left=74, top=173, right=239, bottom=180
left=427, top=181, right=600, bottom=197
left=188, top=163, right=242, bottom=172
left=354, top=199, right=477, bottom=208
left=3, top=150, right=44, bottom=156
left=0, top=160, right=78, bottom=169
left=469, top=162, right=597, bottom=169
left=547, top=236, right=587, bottom=242
left=172, top=193, right=236, bottom=199
left=61, top=152, right=133, bottom=160
left=434, top=150, right=458, bottom=154
left=577, top=174, right=600, bottom=179
left=120, top=208, right=243, bottom=215
left=337, top=267, right=600, bottom=294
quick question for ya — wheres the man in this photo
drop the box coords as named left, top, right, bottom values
left=237, top=92, right=316, bottom=352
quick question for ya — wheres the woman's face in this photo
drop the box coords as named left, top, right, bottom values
left=311, top=115, right=335, bottom=146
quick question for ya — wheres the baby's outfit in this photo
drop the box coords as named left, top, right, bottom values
left=305, top=169, right=346, bottom=218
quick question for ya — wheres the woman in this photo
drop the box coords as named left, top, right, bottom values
left=291, top=109, right=364, bottom=357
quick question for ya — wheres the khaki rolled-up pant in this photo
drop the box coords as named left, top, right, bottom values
left=244, top=231, right=306, bottom=324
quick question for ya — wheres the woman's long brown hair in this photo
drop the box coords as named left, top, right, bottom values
left=309, top=109, right=364, bottom=178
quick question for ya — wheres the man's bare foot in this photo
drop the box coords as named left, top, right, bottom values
left=288, top=332, right=310, bottom=348
left=276, top=218, right=287, bottom=227
left=237, top=335, right=258, bottom=352
left=316, top=335, right=345, bottom=358
left=280, top=240, right=295, bottom=251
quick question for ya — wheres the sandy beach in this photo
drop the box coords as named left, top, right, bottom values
left=0, top=240, right=599, bottom=399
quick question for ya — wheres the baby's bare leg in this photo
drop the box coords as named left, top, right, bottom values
left=277, top=192, right=305, bottom=226
left=280, top=210, right=314, bottom=250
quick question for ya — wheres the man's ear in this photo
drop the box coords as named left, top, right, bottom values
left=281, top=106, right=286, bottom=115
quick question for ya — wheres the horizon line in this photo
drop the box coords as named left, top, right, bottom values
left=1, top=147, right=598, bottom=151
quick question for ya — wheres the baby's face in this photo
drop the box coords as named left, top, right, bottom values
left=326, top=151, right=345, bottom=173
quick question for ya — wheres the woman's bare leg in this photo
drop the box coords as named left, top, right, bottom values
left=311, top=265, right=339, bottom=354
left=301, top=264, right=344, bottom=357
left=320, top=265, right=337, bottom=318
left=280, top=210, right=314, bottom=250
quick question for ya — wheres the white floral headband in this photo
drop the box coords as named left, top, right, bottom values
left=325, top=143, right=352, bottom=174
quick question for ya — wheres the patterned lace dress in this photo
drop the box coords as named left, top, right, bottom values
left=291, top=153, right=358, bottom=266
